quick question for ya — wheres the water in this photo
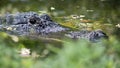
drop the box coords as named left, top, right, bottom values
left=0, top=0, right=120, bottom=38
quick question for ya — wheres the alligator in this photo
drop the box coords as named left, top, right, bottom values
left=0, top=12, right=108, bottom=42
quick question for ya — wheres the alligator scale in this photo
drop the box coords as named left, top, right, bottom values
left=0, top=12, right=108, bottom=42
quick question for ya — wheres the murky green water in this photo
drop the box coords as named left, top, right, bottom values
left=0, top=0, right=120, bottom=38
left=0, top=0, right=119, bottom=17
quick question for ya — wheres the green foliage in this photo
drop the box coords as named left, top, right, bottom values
left=0, top=32, right=34, bottom=68
left=38, top=39, right=120, bottom=68
left=1, top=32, right=120, bottom=68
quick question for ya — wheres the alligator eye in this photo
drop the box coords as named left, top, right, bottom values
left=95, top=33, right=99, bottom=37
left=29, top=18, right=36, bottom=24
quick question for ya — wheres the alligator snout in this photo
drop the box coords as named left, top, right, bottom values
left=88, top=30, right=108, bottom=42
left=66, top=30, right=108, bottom=42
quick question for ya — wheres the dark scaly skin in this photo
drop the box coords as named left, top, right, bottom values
left=66, top=30, right=108, bottom=42
left=0, top=12, right=108, bottom=42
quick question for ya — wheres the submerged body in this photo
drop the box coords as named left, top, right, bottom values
left=0, top=12, right=108, bottom=42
